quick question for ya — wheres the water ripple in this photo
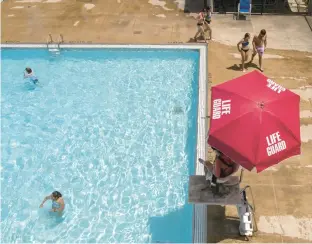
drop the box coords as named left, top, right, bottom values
left=1, top=49, right=198, bottom=243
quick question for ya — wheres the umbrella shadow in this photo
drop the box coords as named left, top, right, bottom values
left=148, top=204, right=193, bottom=243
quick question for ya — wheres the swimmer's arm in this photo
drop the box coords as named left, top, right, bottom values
left=39, top=195, right=52, bottom=207
left=264, top=36, right=267, bottom=48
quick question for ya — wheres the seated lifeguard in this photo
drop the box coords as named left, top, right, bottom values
left=199, top=149, right=240, bottom=182
left=214, top=150, right=239, bottom=178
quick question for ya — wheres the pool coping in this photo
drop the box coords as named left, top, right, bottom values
left=1, top=43, right=208, bottom=243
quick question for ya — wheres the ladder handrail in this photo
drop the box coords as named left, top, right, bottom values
left=57, top=34, right=64, bottom=49
left=46, top=34, right=63, bottom=52
left=46, top=34, right=54, bottom=49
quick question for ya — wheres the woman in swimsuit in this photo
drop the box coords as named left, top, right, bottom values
left=40, top=191, right=65, bottom=213
left=237, top=33, right=251, bottom=72
left=203, top=7, right=212, bottom=40
left=193, top=9, right=208, bottom=43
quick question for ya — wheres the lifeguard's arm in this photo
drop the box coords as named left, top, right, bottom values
left=39, top=195, right=52, bottom=208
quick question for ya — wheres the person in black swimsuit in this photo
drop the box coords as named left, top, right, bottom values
left=237, top=33, right=251, bottom=72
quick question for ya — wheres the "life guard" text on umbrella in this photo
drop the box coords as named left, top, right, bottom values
left=266, top=131, right=287, bottom=156
left=212, top=99, right=231, bottom=120
left=267, top=79, right=286, bottom=94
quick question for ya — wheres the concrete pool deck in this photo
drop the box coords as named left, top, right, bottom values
left=1, top=0, right=312, bottom=243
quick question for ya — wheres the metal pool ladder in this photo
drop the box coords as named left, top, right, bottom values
left=46, top=34, right=63, bottom=53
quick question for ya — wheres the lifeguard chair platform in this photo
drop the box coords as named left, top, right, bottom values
left=188, top=175, right=241, bottom=205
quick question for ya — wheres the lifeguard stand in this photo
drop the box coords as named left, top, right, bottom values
left=188, top=156, right=257, bottom=239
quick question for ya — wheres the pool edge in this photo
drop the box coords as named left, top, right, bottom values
left=193, top=44, right=208, bottom=244
left=1, top=43, right=209, bottom=243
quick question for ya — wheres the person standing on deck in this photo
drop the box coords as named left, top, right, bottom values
left=249, top=29, right=267, bottom=72
left=193, top=9, right=208, bottom=43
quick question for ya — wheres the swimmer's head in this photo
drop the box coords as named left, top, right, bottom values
left=25, top=67, right=32, bottom=74
left=52, top=191, right=62, bottom=200
left=244, top=33, right=250, bottom=40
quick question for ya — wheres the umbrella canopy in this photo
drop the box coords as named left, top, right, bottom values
left=208, top=71, right=301, bottom=172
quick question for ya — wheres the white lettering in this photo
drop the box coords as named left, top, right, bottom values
left=266, top=131, right=287, bottom=156
left=270, top=133, right=277, bottom=144
left=221, top=100, right=231, bottom=115
left=266, top=136, right=272, bottom=146
left=276, top=131, right=281, bottom=142
left=212, top=99, right=231, bottom=120
left=266, top=79, right=286, bottom=94
left=212, top=99, right=222, bottom=119
left=266, top=140, right=287, bottom=156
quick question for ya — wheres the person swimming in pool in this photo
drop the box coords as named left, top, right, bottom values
left=40, top=191, right=65, bottom=213
left=24, top=67, right=39, bottom=84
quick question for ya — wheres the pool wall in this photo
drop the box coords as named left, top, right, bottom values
left=1, top=43, right=208, bottom=243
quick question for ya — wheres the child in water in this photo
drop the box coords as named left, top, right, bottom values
left=24, top=67, right=39, bottom=84
left=40, top=191, right=65, bottom=213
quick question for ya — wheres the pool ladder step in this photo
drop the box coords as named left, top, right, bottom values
left=46, top=34, right=63, bottom=53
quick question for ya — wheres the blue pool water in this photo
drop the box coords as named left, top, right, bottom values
left=1, top=48, right=199, bottom=243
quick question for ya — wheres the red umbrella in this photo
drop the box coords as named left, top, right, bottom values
left=208, top=71, right=301, bottom=173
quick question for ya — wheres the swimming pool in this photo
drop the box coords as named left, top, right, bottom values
left=1, top=45, right=208, bottom=243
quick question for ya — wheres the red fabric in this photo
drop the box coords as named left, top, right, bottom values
left=208, top=71, right=301, bottom=172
